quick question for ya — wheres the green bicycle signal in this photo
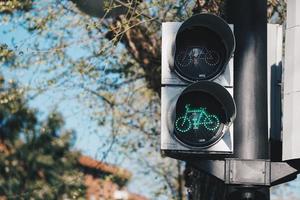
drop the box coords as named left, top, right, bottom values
left=175, top=104, right=220, bottom=133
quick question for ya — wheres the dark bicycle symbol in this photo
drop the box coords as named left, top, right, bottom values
left=175, top=47, right=220, bottom=67
left=175, top=104, right=220, bottom=133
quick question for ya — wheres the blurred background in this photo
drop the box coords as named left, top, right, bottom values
left=0, top=0, right=299, bottom=199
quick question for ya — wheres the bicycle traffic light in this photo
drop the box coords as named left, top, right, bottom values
left=161, top=14, right=236, bottom=158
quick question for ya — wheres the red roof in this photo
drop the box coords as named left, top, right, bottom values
left=78, top=155, right=132, bottom=180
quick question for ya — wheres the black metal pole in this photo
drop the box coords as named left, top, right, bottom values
left=224, top=0, right=269, bottom=199
left=225, top=0, right=269, bottom=160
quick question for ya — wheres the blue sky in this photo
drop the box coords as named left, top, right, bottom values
left=0, top=10, right=170, bottom=199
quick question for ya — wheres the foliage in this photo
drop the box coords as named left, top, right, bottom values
left=0, top=44, right=15, bottom=65
left=0, top=0, right=32, bottom=13
left=0, top=76, right=85, bottom=199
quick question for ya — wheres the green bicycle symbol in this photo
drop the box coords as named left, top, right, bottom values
left=175, top=104, right=220, bottom=133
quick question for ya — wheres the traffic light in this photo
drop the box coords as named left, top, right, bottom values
left=161, top=14, right=236, bottom=158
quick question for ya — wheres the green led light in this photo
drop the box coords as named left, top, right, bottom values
left=175, top=104, right=220, bottom=133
